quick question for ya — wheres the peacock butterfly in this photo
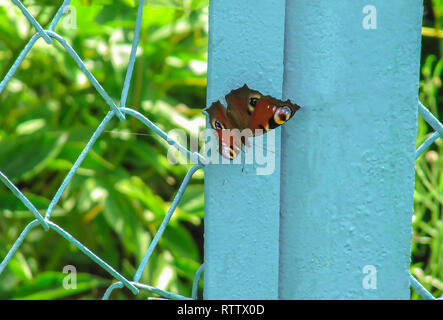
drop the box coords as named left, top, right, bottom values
left=204, top=84, right=301, bottom=160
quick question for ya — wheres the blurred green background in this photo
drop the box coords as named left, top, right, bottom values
left=0, top=0, right=207, bottom=299
left=413, top=0, right=443, bottom=300
left=0, top=0, right=442, bottom=299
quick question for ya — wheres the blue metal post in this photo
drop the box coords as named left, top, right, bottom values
left=203, top=0, right=286, bottom=299
left=279, top=1, right=423, bottom=299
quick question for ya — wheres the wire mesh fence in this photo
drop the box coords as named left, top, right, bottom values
left=412, top=102, right=443, bottom=300
left=0, top=0, right=205, bottom=300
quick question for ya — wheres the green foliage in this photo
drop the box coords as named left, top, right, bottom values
left=412, top=54, right=443, bottom=299
left=0, top=0, right=207, bottom=299
left=412, top=0, right=443, bottom=299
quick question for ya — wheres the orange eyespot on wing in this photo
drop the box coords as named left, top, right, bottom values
left=225, top=84, right=301, bottom=136
left=204, top=84, right=301, bottom=160
left=247, top=97, right=300, bottom=135
left=225, top=84, right=262, bottom=130
left=218, top=129, right=243, bottom=160
left=204, top=101, right=243, bottom=160
left=204, top=101, right=233, bottom=131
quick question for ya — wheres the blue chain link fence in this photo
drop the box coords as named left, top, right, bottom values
left=411, top=102, right=443, bottom=300
left=0, top=0, right=205, bottom=300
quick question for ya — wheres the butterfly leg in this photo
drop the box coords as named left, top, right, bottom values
left=241, top=147, right=246, bottom=173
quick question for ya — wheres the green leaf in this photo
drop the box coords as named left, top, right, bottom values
left=179, top=184, right=203, bottom=215
left=15, top=119, right=46, bottom=136
left=116, top=176, right=166, bottom=217
left=151, top=251, right=177, bottom=290
left=190, top=0, right=208, bottom=11
left=7, top=253, right=33, bottom=282
left=162, top=223, right=199, bottom=261
left=100, top=175, right=149, bottom=262
left=11, top=271, right=109, bottom=300
left=58, top=141, right=115, bottom=171
left=147, top=0, right=185, bottom=9
left=0, top=192, right=49, bottom=212
left=173, top=255, right=201, bottom=278
left=0, top=132, right=67, bottom=182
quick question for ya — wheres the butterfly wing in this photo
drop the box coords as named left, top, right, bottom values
left=204, top=101, right=243, bottom=160
left=204, top=85, right=301, bottom=160
left=225, top=84, right=301, bottom=136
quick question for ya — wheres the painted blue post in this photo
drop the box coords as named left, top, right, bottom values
left=203, top=0, right=286, bottom=299
left=279, top=1, right=423, bottom=299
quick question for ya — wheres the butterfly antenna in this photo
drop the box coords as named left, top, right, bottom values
left=241, top=147, right=246, bottom=172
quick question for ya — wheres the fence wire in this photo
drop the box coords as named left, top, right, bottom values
left=0, top=0, right=440, bottom=300
left=0, top=0, right=205, bottom=300
left=412, top=102, right=443, bottom=300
